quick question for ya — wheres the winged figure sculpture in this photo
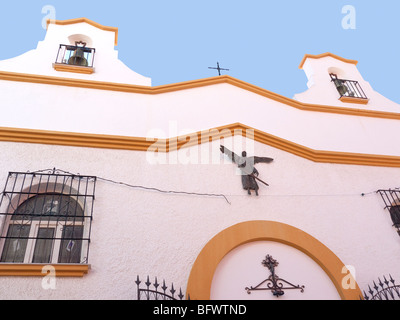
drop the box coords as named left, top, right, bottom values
left=220, top=145, right=273, bottom=196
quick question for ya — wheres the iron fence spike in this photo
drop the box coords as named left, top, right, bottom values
left=170, top=283, right=176, bottom=296
left=373, top=281, right=379, bottom=291
left=162, top=280, right=167, bottom=292
left=145, top=276, right=151, bottom=288
left=178, top=288, right=184, bottom=300
left=383, top=275, right=389, bottom=287
left=378, top=278, right=384, bottom=289
left=368, top=285, right=374, bottom=296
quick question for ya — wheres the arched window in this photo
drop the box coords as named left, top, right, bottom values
left=0, top=170, right=96, bottom=264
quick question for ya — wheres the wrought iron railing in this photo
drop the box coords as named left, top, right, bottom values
left=362, top=275, right=400, bottom=300
left=135, top=275, right=186, bottom=300
left=55, top=43, right=96, bottom=68
left=330, top=74, right=368, bottom=100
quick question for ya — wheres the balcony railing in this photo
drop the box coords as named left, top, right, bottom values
left=54, top=44, right=95, bottom=70
left=330, top=74, right=368, bottom=103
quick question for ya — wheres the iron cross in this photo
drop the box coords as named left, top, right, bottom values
left=208, top=62, right=229, bottom=76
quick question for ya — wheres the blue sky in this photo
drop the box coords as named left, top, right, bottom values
left=1, top=0, right=399, bottom=103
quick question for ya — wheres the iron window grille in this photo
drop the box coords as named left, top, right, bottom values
left=330, top=73, right=368, bottom=100
left=377, top=189, right=400, bottom=237
left=55, top=42, right=95, bottom=68
left=0, top=169, right=96, bottom=264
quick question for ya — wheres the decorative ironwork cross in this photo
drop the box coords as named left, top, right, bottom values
left=245, top=254, right=305, bottom=298
left=208, top=62, right=229, bottom=76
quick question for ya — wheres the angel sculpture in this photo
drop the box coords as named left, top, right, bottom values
left=220, top=145, right=273, bottom=196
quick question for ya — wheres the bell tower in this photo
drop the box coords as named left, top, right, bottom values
left=294, top=52, right=370, bottom=105
left=293, top=52, right=400, bottom=112
left=0, top=18, right=151, bottom=86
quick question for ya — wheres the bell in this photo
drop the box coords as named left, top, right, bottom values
left=337, top=85, right=348, bottom=96
left=334, top=79, right=348, bottom=96
left=68, top=47, right=88, bottom=67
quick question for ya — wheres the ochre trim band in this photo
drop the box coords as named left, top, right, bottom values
left=299, top=53, right=358, bottom=69
left=53, top=64, right=95, bottom=74
left=1, top=71, right=400, bottom=121
left=340, top=96, right=369, bottom=105
left=1, top=124, right=400, bottom=167
left=47, top=18, right=118, bottom=46
left=0, top=264, right=90, bottom=277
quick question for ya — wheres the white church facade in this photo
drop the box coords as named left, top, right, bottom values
left=0, top=18, right=399, bottom=300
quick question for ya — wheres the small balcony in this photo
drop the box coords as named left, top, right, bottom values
left=53, top=42, right=96, bottom=74
left=330, top=73, right=369, bottom=104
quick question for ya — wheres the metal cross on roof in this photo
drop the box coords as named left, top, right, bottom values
left=208, top=62, right=229, bottom=76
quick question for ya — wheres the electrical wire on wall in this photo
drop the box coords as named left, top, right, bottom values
left=29, top=168, right=232, bottom=205
left=97, top=176, right=232, bottom=205
left=28, top=168, right=378, bottom=205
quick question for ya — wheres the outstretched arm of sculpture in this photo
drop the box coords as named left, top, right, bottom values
left=220, top=145, right=241, bottom=164
left=251, top=156, right=274, bottom=164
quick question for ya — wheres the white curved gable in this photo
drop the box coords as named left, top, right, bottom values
left=294, top=53, right=400, bottom=113
left=0, top=19, right=151, bottom=86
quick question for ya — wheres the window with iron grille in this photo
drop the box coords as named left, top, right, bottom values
left=0, top=170, right=96, bottom=264
left=377, top=189, right=400, bottom=237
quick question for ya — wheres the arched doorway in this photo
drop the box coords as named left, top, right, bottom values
left=186, top=220, right=361, bottom=300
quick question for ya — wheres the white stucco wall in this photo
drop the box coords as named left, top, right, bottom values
left=0, top=137, right=399, bottom=299
left=1, top=79, right=400, bottom=158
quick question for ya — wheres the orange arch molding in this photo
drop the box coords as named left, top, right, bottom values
left=186, top=220, right=362, bottom=300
